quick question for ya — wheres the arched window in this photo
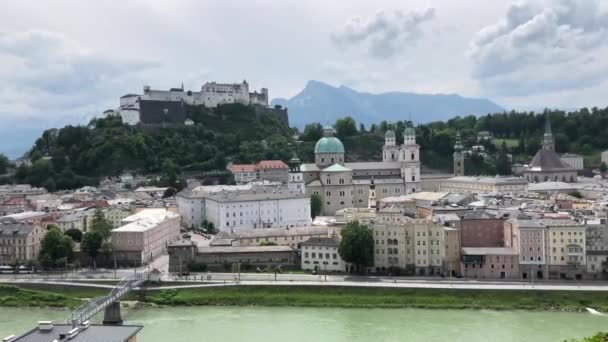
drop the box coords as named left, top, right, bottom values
left=411, top=153, right=415, bottom=160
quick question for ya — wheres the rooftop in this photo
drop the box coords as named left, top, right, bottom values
left=9, top=323, right=142, bottom=342
left=527, top=149, right=575, bottom=172
left=461, top=247, right=518, bottom=255
left=114, top=209, right=179, bottom=233
left=197, top=245, right=296, bottom=254
left=446, top=176, right=528, bottom=185
left=0, top=222, right=36, bottom=237
left=301, top=237, right=339, bottom=247
left=322, top=164, right=352, bottom=172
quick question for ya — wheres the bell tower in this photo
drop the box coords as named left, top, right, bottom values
left=453, top=131, right=465, bottom=176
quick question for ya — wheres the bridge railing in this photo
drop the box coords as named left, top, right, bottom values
left=68, top=271, right=148, bottom=326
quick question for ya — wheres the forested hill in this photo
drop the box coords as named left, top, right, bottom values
left=14, top=104, right=295, bottom=191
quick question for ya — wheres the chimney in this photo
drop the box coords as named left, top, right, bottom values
left=38, top=321, right=53, bottom=331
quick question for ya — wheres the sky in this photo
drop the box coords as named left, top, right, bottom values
left=1, top=0, right=608, bottom=157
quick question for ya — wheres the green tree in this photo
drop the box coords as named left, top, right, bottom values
left=81, top=231, right=104, bottom=268
left=90, top=208, right=112, bottom=239
left=64, top=228, right=83, bottom=242
left=495, top=141, right=512, bottom=175
left=310, top=193, right=322, bottom=219
left=0, top=153, right=9, bottom=174
left=39, top=226, right=74, bottom=268
left=335, top=116, right=358, bottom=138
left=600, top=162, right=608, bottom=174
left=338, top=221, right=374, bottom=273
left=301, top=123, right=323, bottom=142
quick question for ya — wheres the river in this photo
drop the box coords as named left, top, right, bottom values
left=0, top=306, right=606, bottom=341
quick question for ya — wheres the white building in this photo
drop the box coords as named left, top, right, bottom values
left=560, top=153, right=584, bottom=170
left=301, top=237, right=346, bottom=272
left=110, top=81, right=269, bottom=125
left=177, top=184, right=311, bottom=232
left=439, top=176, right=528, bottom=194
left=112, top=208, right=181, bottom=265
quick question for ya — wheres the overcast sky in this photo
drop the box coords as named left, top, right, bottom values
left=1, top=0, right=608, bottom=130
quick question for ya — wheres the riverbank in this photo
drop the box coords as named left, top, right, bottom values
left=3, top=284, right=608, bottom=311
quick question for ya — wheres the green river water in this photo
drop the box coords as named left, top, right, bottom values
left=0, top=306, right=606, bottom=341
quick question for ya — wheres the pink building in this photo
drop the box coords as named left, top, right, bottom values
left=507, top=219, right=547, bottom=280
left=460, top=247, right=519, bottom=279
left=111, top=209, right=181, bottom=266
left=458, top=211, right=505, bottom=247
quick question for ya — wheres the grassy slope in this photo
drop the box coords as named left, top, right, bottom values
left=3, top=284, right=608, bottom=311
left=143, top=286, right=608, bottom=311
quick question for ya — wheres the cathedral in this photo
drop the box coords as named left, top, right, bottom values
left=523, top=117, right=577, bottom=183
left=300, top=126, right=421, bottom=215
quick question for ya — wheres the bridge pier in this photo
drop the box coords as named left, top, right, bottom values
left=103, top=301, right=123, bottom=326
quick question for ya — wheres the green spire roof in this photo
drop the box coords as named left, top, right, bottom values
left=454, top=132, right=464, bottom=152
left=404, top=126, right=416, bottom=136
left=385, top=130, right=396, bottom=139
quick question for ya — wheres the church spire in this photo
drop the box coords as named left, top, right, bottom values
left=542, top=115, right=555, bottom=151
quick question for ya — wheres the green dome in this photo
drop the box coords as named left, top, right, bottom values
left=385, top=130, right=396, bottom=139
left=315, top=137, right=345, bottom=154
left=404, top=127, right=416, bottom=136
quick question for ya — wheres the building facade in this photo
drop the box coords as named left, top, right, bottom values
left=177, top=184, right=310, bottom=232
left=0, top=222, right=46, bottom=265
left=301, top=237, right=346, bottom=272
left=303, top=126, right=421, bottom=216
left=372, top=220, right=460, bottom=276
left=439, top=176, right=528, bottom=194
left=111, top=209, right=181, bottom=265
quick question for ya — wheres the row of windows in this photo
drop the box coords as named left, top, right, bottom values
left=304, top=252, right=338, bottom=260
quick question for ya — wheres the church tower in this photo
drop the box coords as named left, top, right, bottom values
left=382, top=129, right=399, bottom=162
left=368, top=177, right=377, bottom=210
left=542, top=116, right=555, bottom=151
left=288, top=155, right=305, bottom=194
left=453, top=131, right=465, bottom=176
left=399, top=123, right=421, bottom=193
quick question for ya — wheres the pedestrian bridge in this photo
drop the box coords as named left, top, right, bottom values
left=67, top=271, right=149, bottom=327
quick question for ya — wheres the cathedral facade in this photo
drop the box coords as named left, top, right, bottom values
left=302, top=126, right=421, bottom=215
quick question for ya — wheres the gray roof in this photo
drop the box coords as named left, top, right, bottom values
left=528, top=149, right=575, bottom=171
left=344, top=161, right=402, bottom=170
left=197, top=245, right=296, bottom=254
left=11, top=324, right=142, bottom=342
left=0, top=222, right=35, bottom=237
left=301, top=237, right=339, bottom=247
left=462, top=211, right=497, bottom=220
left=205, top=188, right=306, bottom=203
left=461, top=247, right=518, bottom=255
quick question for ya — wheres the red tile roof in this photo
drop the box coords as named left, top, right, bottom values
left=229, top=164, right=256, bottom=173
left=256, top=160, right=288, bottom=169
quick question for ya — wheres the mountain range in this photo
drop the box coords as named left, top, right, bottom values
left=271, top=80, right=505, bottom=128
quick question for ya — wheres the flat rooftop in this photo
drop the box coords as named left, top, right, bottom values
left=8, top=323, right=142, bottom=342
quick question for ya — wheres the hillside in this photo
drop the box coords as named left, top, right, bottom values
left=13, top=104, right=295, bottom=191
left=272, top=80, right=505, bottom=128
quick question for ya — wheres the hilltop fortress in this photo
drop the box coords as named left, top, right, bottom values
left=107, top=80, right=272, bottom=125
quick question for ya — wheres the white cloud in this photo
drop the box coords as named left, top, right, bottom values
left=0, top=30, right=160, bottom=118
left=469, top=0, right=608, bottom=96
left=330, top=8, right=435, bottom=59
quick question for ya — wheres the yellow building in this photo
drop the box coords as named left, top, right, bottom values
left=373, top=220, right=460, bottom=276
left=544, top=219, right=586, bottom=279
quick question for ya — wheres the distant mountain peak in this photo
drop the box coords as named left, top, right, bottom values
left=272, top=80, right=505, bottom=128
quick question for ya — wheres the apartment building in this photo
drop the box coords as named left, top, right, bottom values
left=586, top=223, right=608, bottom=277
left=373, top=220, right=460, bottom=276
left=460, top=247, right=519, bottom=279
left=0, top=221, right=47, bottom=265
